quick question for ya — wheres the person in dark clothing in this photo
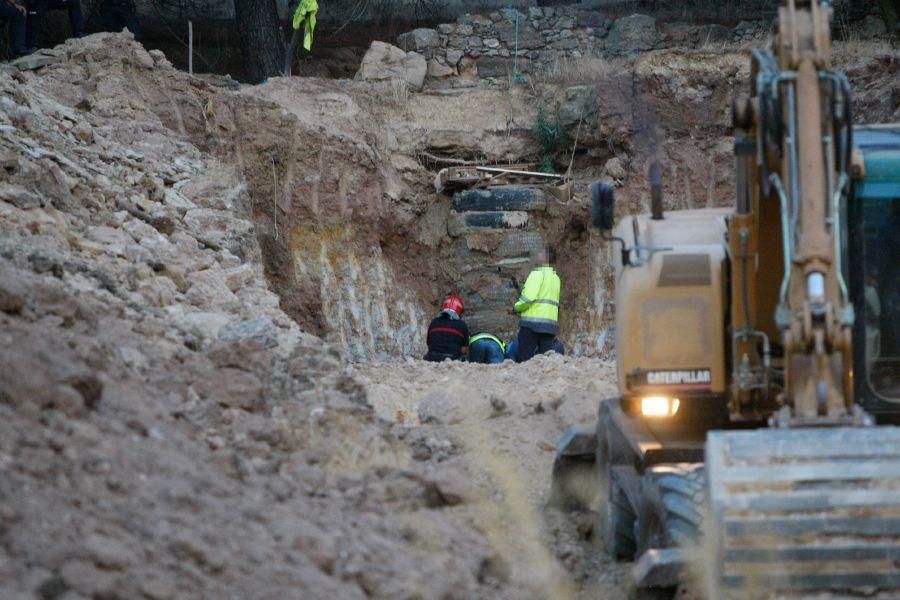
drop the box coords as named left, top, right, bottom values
left=2, top=0, right=32, bottom=57
left=24, top=0, right=83, bottom=49
left=424, top=294, right=469, bottom=362
left=514, top=247, right=561, bottom=362
left=99, top=0, right=140, bottom=40
left=468, top=333, right=505, bottom=364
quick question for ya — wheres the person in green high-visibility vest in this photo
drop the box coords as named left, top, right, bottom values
left=468, top=333, right=505, bottom=364
left=514, top=247, right=561, bottom=362
left=292, top=0, right=318, bottom=51
left=285, top=0, right=317, bottom=74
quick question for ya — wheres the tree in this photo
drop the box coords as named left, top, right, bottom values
left=881, top=0, right=899, bottom=38
left=233, top=0, right=285, bottom=83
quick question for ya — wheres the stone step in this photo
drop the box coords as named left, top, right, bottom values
left=452, top=187, right=547, bottom=213
left=448, top=211, right=530, bottom=237
left=453, top=230, right=544, bottom=260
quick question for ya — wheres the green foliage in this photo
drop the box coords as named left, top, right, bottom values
left=534, top=109, right=570, bottom=174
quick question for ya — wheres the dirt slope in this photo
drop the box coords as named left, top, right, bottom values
left=352, top=354, right=631, bottom=598
left=0, top=34, right=592, bottom=600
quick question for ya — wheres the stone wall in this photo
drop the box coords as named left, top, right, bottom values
left=129, top=0, right=547, bottom=27
left=395, top=6, right=771, bottom=86
left=130, top=0, right=884, bottom=28
left=446, top=187, right=550, bottom=340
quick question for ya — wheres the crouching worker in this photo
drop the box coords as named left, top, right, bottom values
left=424, top=294, right=469, bottom=362
left=468, top=333, right=505, bottom=364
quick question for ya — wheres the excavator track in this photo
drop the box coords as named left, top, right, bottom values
left=706, top=426, right=900, bottom=599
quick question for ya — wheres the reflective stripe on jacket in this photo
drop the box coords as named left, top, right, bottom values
left=292, top=0, right=318, bottom=51
left=514, top=266, right=560, bottom=334
left=469, top=333, right=505, bottom=352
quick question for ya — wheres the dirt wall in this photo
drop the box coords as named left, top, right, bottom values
left=37, top=30, right=895, bottom=363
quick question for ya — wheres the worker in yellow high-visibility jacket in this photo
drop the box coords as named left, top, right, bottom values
left=284, top=0, right=318, bottom=75
left=292, top=0, right=317, bottom=51
left=514, top=247, right=561, bottom=362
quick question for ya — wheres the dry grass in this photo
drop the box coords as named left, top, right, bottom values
left=833, top=38, right=898, bottom=64
left=690, top=34, right=897, bottom=65
left=371, top=78, right=412, bottom=107
left=530, top=54, right=614, bottom=87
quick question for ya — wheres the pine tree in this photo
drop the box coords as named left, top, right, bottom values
left=233, top=0, right=285, bottom=83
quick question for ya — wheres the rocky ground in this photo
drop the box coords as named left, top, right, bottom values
left=1, top=27, right=897, bottom=600
left=352, top=355, right=633, bottom=599
left=0, top=33, right=620, bottom=600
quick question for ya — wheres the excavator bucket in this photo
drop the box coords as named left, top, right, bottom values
left=704, top=426, right=900, bottom=598
left=547, top=424, right=598, bottom=510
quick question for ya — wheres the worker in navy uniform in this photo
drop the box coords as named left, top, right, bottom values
left=99, top=0, right=141, bottom=41
left=424, top=295, right=469, bottom=362
left=2, top=0, right=33, bottom=57
left=24, top=0, right=83, bottom=49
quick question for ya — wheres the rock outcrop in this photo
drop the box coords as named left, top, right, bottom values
left=356, top=41, right=427, bottom=91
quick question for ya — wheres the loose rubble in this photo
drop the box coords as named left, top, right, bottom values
left=0, top=34, right=585, bottom=600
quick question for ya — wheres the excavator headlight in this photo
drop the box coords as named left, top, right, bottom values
left=641, top=396, right=680, bottom=417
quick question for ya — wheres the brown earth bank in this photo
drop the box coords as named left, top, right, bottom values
left=1, top=31, right=898, bottom=600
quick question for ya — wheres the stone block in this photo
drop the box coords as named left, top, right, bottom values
left=476, top=57, right=531, bottom=78
left=495, top=230, right=544, bottom=258
left=551, top=37, right=580, bottom=50
left=356, top=41, right=428, bottom=92
left=11, top=53, right=60, bottom=71
left=498, top=8, right=523, bottom=22
left=447, top=211, right=530, bottom=237
left=218, top=316, right=278, bottom=349
left=556, top=16, right=576, bottom=29
left=427, top=59, right=455, bottom=78
left=577, top=10, right=608, bottom=29
left=606, top=14, right=658, bottom=55
left=452, top=188, right=547, bottom=212
left=496, top=22, right=543, bottom=49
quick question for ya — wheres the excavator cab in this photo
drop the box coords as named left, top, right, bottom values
left=848, top=126, right=900, bottom=417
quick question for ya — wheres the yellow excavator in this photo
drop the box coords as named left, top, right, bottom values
left=550, top=0, right=900, bottom=597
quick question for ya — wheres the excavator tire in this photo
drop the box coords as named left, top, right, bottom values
left=608, top=475, right=637, bottom=561
left=705, top=426, right=900, bottom=599
left=637, top=464, right=705, bottom=556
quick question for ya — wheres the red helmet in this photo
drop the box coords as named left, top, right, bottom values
left=441, top=294, right=464, bottom=315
